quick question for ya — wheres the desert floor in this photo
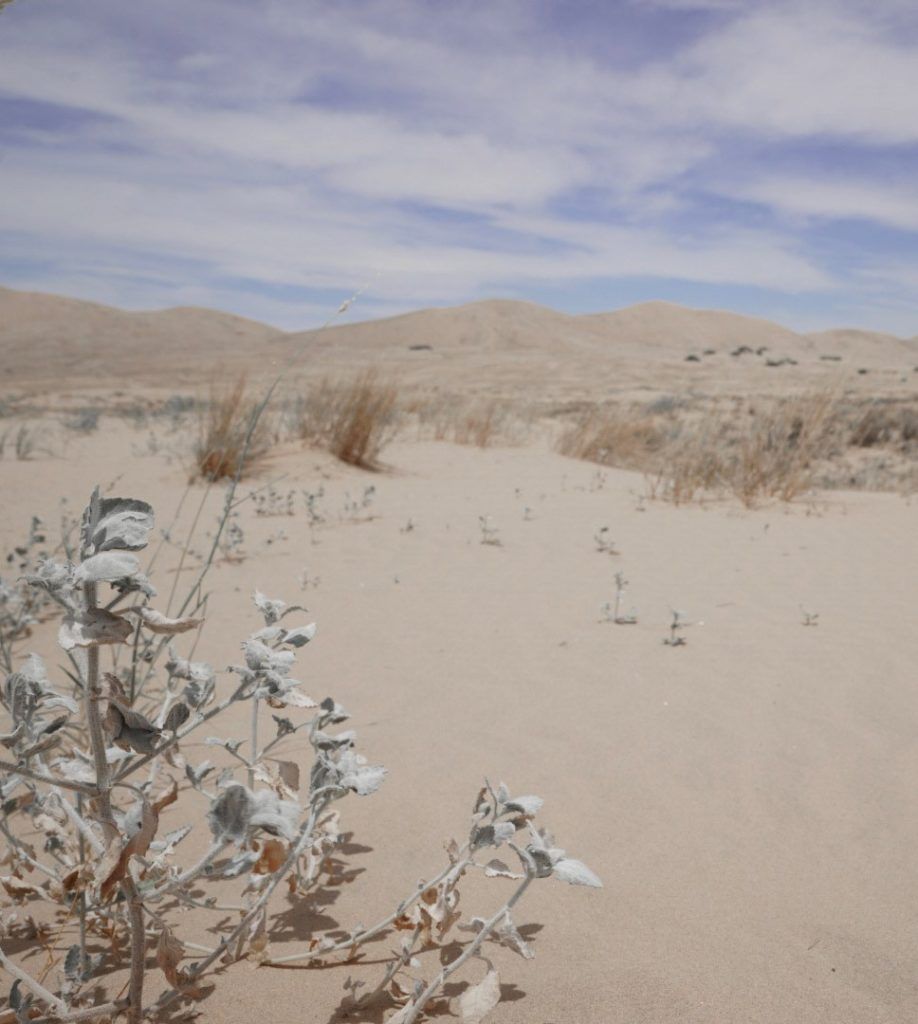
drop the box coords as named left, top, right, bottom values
left=2, top=406, right=917, bottom=1023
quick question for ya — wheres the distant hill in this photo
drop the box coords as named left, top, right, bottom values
left=1, top=287, right=915, bottom=397
left=0, top=286, right=281, bottom=384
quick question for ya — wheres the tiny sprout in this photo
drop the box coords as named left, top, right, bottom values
left=612, top=571, right=637, bottom=624
left=801, top=606, right=819, bottom=627
left=479, top=516, right=501, bottom=546
left=594, top=526, right=619, bottom=556
left=663, top=608, right=688, bottom=646
left=298, top=568, right=320, bottom=590
left=400, top=517, right=416, bottom=533
left=341, top=485, right=376, bottom=522
left=523, top=506, right=534, bottom=521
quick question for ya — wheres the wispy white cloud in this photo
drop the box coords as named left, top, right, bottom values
left=0, top=0, right=915, bottom=331
left=723, top=177, right=918, bottom=232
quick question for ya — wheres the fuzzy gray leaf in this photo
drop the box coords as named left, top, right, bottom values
left=272, top=715, right=295, bottom=738
left=50, top=757, right=96, bottom=784
left=64, top=944, right=82, bottom=981
left=503, top=794, right=543, bottom=817
left=208, top=784, right=253, bottom=843
left=280, top=623, right=317, bottom=647
left=134, top=607, right=203, bottom=635
left=552, top=857, right=602, bottom=888
left=185, top=760, right=214, bottom=788
left=471, top=821, right=516, bottom=850
left=483, top=859, right=523, bottom=880
left=59, top=609, right=132, bottom=650
left=253, top=590, right=286, bottom=624
left=106, top=695, right=161, bottom=754
left=336, top=751, right=387, bottom=796
left=92, top=498, right=154, bottom=552
left=319, top=697, right=350, bottom=724
left=150, top=823, right=193, bottom=855
left=249, top=790, right=300, bottom=841
left=220, top=849, right=261, bottom=878
left=163, top=701, right=190, bottom=733
left=73, top=551, right=140, bottom=585
left=457, top=961, right=501, bottom=1023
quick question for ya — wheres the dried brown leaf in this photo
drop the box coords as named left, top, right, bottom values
left=156, top=926, right=185, bottom=987
left=253, top=838, right=287, bottom=875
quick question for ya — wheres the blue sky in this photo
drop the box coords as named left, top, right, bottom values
left=1, top=0, right=917, bottom=333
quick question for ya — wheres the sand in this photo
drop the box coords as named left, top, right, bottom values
left=1, top=291, right=918, bottom=1022
left=2, top=288, right=917, bottom=404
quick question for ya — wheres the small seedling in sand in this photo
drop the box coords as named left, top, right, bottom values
left=523, top=506, right=534, bottom=521
left=217, top=509, right=246, bottom=562
left=479, top=515, right=501, bottom=546
left=253, top=483, right=296, bottom=517
left=612, top=571, right=638, bottom=624
left=302, top=486, right=326, bottom=527
left=298, top=567, right=320, bottom=589
left=400, top=517, right=416, bottom=533
left=663, top=608, right=688, bottom=646
left=594, top=526, right=620, bottom=555
left=801, top=606, right=820, bottom=626
left=341, top=484, right=376, bottom=522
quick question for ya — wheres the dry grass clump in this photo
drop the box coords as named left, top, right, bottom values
left=193, top=375, right=271, bottom=481
left=451, top=398, right=508, bottom=446
left=556, top=406, right=669, bottom=468
left=296, top=369, right=399, bottom=469
left=659, top=391, right=838, bottom=505
left=845, top=398, right=918, bottom=449
left=558, top=391, right=842, bottom=507
left=414, top=393, right=524, bottom=447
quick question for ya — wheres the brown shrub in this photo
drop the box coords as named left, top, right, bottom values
left=193, top=375, right=271, bottom=482
left=296, top=369, right=399, bottom=469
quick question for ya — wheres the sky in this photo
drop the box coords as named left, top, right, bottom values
left=1, top=0, right=918, bottom=334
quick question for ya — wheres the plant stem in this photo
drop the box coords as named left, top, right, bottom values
left=0, top=944, right=67, bottom=1015
left=0, top=760, right=97, bottom=795
left=76, top=793, right=88, bottom=976
left=265, top=848, right=472, bottom=966
left=248, top=695, right=259, bottom=789
left=401, top=870, right=534, bottom=1024
left=81, top=489, right=145, bottom=1024
left=11, top=1000, right=127, bottom=1024
left=145, top=840, right=227, bottom=901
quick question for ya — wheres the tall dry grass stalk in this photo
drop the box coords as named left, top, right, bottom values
left=193, top=375, right=272, bottom=482
left=296, top=369, right=399, bottom=469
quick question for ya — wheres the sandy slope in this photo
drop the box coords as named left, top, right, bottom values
left=1, top=422, right=917, bottom=1023
left=3, top=288, right=917, bottom=402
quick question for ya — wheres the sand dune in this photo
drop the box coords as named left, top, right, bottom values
left=0, top=286, right=281, bottom=385
left=2, top=287, right=915, bottom=399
